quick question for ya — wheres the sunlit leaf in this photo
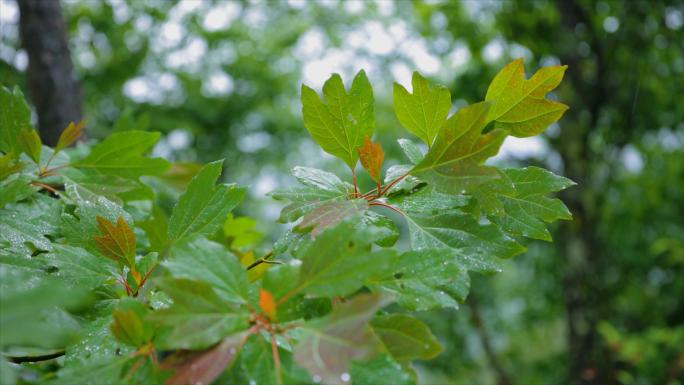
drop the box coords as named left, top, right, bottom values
left=55, top=121, right=85, bottom=153
left=485, top=58, right=568, bottom=137
left=301, top=70, right=374, bottom=168
left=411, top=102, right=506, bottom=193
left=393, top=72, right=451, bottom=146
left=73, top=130, right=170, bottom=179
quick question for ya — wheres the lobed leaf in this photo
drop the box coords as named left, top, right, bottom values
left=73, top=130, right=170, bottom=179
left=411, top=102, right=506, bottom=193
left=393, top=72, right=451, bottom=146
left=93, top=216, right=137, bottom=268
left=371, top=314, right=443, bottom=361
left=168, top=160, right=245, bottom=242
left=301, top=71, right=374, bottom=168
left=0, top=86, right=32, bottom=157
left=485, top=58, right=568, bottom=137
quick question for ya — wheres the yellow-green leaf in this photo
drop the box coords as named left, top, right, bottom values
left=485, top=58, right=568, bottom=137
left=393, top=72, right=451, bottom=146
left=55, top=121, right=85, bottom=153
left=17, top=128, right=42, bottom=164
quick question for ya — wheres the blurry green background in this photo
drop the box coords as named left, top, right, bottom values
left=1, top=0, right=683, bottom=384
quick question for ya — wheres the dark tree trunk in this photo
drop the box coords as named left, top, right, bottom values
left=18, top=0, right=82, bottom=146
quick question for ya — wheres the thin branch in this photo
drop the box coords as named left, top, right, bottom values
left=4, top=350, right=65, bottom=363
left=369, top=201, right=404, bottom=216
left=246, top=251, right=274, bottom=270
left=270, top=331, right=283, bottom=385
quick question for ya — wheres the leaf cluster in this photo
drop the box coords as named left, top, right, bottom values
left=0, top=59, right=573, bottom=385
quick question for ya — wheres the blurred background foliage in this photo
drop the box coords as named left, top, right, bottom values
left=1, top=0, right=683, bottom=384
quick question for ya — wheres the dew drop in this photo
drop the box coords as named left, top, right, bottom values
left=249, top=380, right=257, bottom=385
left=312, top=375, right=322, bottom=383
left=340, top=372, right=351, bottom=382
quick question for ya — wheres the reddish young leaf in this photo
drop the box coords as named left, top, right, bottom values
left=259, top=288, right=277, bottom=320
left=162, top=332, right=249, bottom=385
left=296, top=199, right=368, bottom=237
left=93, top=215, right=136, bottom=268
left=55, top=120, right=85, bottom=153
left=358, top=136, right=384, bottom=183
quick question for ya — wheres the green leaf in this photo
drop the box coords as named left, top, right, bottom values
left=240, top=335, right=276, bottom=385
left=73, top=130, right=170, bottom=179
left=60, top=184, right=133, bottom=255
left=295, top=199, right=368, bottom=237
left=487, top=167, right=575, bottom=241
left=0, top=268, right=84, bottom=349
left=164, top=236, right=251, bottom=304
left=41, top=244, right=117, bottom=289
left=350, top=355, right=415, bottom=385
left=17, top=127, right=42, bottom=163
left=55, top=121, right=85, bottom=154
left=362, top=211, right=400, bottom=247
left=270, top=167, right=352, bottom=223
left=397, top=138, right=425, bottom=164
left=367, top=249, right=465, bottom=311
left=404, top=210, right=525, bottom=266
left=0, top=358, right=16, bottom=385
left=485, top=58, right=568, bottom=137
left=110, top=299, right=154, bottom=348
left=0, top=86, right=32, bottom=157
left=149, top=278, right=248, bottom=350
left=137, top=204, right=169, bottom=253
left=294, top=293, right=392, bottom=385
left=294, top=221, right=398, bottom=298
left=393, top=72, right=451, bottom=146
left=411, top=102, right=507, bottom=193
left=223, top=214, right=262, bottom=250
left=371, top=314, right=443, bottom=361
left=383, top=165, right=423, bottom=196
left=0, top=174, right=35, bottom=208
left=0, top=195, right=61, bottom=256
left=0, top=152, right=23, bottom=180
left=168, top=160, right=245, bottom=242
left=301, top=70, right=374, bottom=168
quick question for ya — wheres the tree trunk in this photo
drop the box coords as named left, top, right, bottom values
left=18, top=0, right=82, bottom=146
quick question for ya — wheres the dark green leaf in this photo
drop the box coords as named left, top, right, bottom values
left=168, top=160, right=245, bottom=242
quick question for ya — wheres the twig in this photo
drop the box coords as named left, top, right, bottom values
left=246, top=251, right=274, bottom=270
left=369, top=201, right=403, bottom=216
left=4, top=350, right=65, bottom=363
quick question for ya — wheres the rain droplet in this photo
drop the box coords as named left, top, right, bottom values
left=249, top=380, right=257, bottom=385
left=340, top=373, right=351, bottom=382
left=312, top=375, right=322, bottom=383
